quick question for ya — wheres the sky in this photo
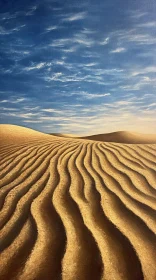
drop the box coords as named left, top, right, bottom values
left=0, top=0, right=156, bottom=135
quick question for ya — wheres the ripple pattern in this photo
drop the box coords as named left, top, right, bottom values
left=0, top=129, right=156, bottom=280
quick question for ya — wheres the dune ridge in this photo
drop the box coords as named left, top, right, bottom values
left=0, top=125, right=156, bottom=280
left=81, top=131, right=156, bottom=144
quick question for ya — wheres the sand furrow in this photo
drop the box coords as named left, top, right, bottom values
left=0, top=145, right=36, bottom=168
left=98, top=144, right=156, bottom=209
left=0, top=143, right=63, bottom=228
left=72, top=143, right=89, bottom=202
left=0, top=143, right=68, bottom=211
left=71, top=143, right=133, bottom=280
left=106, top=143, right=156, bottom=191
left=0, top=216, right=37, bottom=280
left=0, top=142, right=56, bottom=191
left=53, top=144, right=97, bottom=280
left=66, top=143, right=103, bottom=280
left=0, top=170, right=50, bottom=252
left=145, top=144, right=156, bottom=154
left=89, top=143, right=144, bottom=280
left=108, top=143, right=147, bottom=169
left=19, top=143, right=54, bottom=173
left=138, top=145, right=156, bottom=160
left=125, top=145, right=156, bottom=170
left=0, top=144, right=51, bottom=187
left=95, top=144, right=156, bottom=233
left=111, top=143, right=156, bottom=171
left=93, top=145, right=156, bottom=280
left=84, top=143, right=144, bottom=280
left=18, top=144, right=73, bottom=280
left=0, top=147, right=39, bottom=179
left=0, top=147, right=38, bottom=174
left=103, top=143, right=156, bottom=197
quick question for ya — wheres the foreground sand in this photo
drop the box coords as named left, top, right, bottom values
left=0, top=125, right=156, bottom=280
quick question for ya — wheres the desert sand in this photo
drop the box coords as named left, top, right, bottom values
left=0, top=124, right=156, bottom=280
left=81, top=131, right=156, bottom=144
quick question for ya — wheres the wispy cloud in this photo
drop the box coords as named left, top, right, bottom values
left=61, top=12, right=87, bottom=22
left=129, top=10, right=148, bottom=19
left=0, top=24, right=25, bottom=35
left=0, top=97, right=28, bottom=104
left=131, top=66, right=156, bottom=76
left=23, top=120, right=43, bottom=123
left=79, top=92, right=111, bottom=99
left=24, top=62, right=47, bottom=71
left=110, top=47, right=126, bottom=53
left=44, top=25, right=61, bottom=33
left=50, top=32, right=95, bottom=49
left=42, top=108, right=63, bottom=114
left=26, top=5, right=38, bottom=16
left=137, top=21, right=156, bottom=28
left=100, top=37, right=110, bottom=45
left=110, top=28, right=156, bottom=46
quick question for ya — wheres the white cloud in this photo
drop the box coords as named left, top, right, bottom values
left=131, top=66, right=156, bottom=76
left=0, top=100, right=8, bottom=103
left=0, top=107, right=18, bottom=111
left=0, top=97, right=28, bottom=104
left=26, top=5, right=38, bottom=16
left=1, top=112, right=40, bottom=119
left=63, top=46, right=78, bottom=53
left=137, top=21, right=156, bottom=28
left=50, top=33, right=94, bottom=49
left=24, top=62, right=46, bottom=71
left=110, top=28, right=156, bottom=46
left=83, top=63, right=98, bottom=67
left=46, top=25, right=59, bottom=32
left=73, top=33, right=94, bottom=47
left=62, top=12, right=87, bottom=22
left=50, top=38, right=72, bottom=47
left=0, top=24, right=25, bottom=35
left=23, top=120, right=43, bottom=123
left=81, top=92, right=111, bottom=99
left=147, top=103, right=156, bottom=107
left=42, top=108, right=63, bottom=114
left=81, top=28, right=96, bottom=35
left=129, top=10, right=148, bottom=19
left=100, top=37, right=110, bottom=45
left=110, top=47, right=126, bottom=53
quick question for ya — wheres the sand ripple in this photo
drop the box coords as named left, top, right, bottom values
left=0, top=125, right=156, bottom=280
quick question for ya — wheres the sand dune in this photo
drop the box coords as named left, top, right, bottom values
left=81, top=131, right=156, bottom=144
left=0, top=124, right=156, bottom=280
left=50, top=133, right=81, bottom=138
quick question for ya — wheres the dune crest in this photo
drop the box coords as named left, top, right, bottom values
left=0, top=125, right=156, bottom=280
left=81, top=131, right=156, bottom=144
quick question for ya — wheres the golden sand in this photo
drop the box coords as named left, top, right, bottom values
left=0, top=124, right=156, bottom=280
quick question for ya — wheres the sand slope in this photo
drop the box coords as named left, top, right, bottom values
left=82, top=131, right=156, bottom=144
left=50, top=133, right=81, bottom=138
left=0, top=125, right=156, bottom=280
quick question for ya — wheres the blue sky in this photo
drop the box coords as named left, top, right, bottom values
left=0, top=0, right=156, bottom=134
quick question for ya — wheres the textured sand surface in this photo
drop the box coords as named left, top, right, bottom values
left=0, top=124, right=156, bottom=280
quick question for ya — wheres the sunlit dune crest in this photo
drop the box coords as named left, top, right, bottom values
left=50, top=133, right=81, bottom=138
left=51, top=130, right=156, bottom=144
left=0, top=124, right=156, bottom=280
left=81, top=131, right=156, bottom=144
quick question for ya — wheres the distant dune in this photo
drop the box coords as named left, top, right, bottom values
left=50, top=131, right=156, bottom=144
left=0, top=124, right=156, bottom=280
left=81, top=131, right=156, bottom=144
left=50, top=133, right=81, bottom=138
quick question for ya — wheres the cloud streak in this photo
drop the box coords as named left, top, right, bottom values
left=61, top=12, right=87, bottom=22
